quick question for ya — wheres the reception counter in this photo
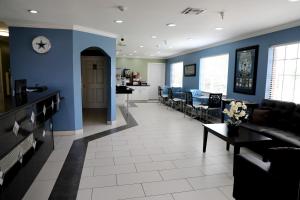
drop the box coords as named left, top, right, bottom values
left=0, top=90, right=61, bottom=200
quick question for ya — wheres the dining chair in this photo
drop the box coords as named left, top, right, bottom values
left=199, top=93, right=223, bottom=122
left=184, top=91, right=201, bottom=118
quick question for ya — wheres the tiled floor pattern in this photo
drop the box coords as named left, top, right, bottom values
left=77, top=103, right=240, bottom=200
left=23, top=107, right=127, bottom=200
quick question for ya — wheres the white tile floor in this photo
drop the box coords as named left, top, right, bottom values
left=77, top=103, right=239, bottom=200
left=24, top=102, right=247, bottom=200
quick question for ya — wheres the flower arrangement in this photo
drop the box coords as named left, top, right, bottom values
left=223, top=101, right=248, bottom=126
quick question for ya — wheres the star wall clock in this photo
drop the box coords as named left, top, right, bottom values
left=32, top=36, right=51, bottom=54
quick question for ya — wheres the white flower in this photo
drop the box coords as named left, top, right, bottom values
left=236, top=102, right=242, bottom=108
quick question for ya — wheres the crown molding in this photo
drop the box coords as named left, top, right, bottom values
left=117, top=55, right=166, bottom=60
left=167, top=20, right=300, bottom=59
left=3, top=19, right=118, bottom=38
left=72, top=25, right=117, bottom=38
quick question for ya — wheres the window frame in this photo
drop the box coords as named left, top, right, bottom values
left=199, top=53, right=229, bottom=95
left=267, top=41, right=300, bottom=103
left=170, top=61, right=183, bottom=87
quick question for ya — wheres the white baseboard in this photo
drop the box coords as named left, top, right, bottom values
left=54, top=129, right=83, bottom=136
left=107, top=120, right=117, bottom=125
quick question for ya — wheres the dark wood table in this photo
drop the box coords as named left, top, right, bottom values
left=202, top=123, right=272, bottom=155
left=221, top=99, right=259, bottom=123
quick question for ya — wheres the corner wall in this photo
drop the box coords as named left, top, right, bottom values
left=9, top=27, right=116, bottom=131
left=166, top=26, right=300, bottom=103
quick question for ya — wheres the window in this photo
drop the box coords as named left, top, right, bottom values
left=170, top=62, right=183, bottom=87
left=268, top=42, right=300, bottom=103
left=200, top=54, right=229, bottom=95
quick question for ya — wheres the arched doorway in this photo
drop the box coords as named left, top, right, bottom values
left=80, top=47, right=110, bottom=132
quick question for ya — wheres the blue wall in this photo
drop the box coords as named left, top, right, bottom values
left=9, top=27, right=75, bottom=131
left=73, top=31, right=116, bottom=129
left=9, top=27, right=116, bottom=131
left=167, top=26, right=300, bottom=103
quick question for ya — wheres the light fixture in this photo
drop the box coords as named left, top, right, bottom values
left=0, top=30, right=9, bottom=37
left=139, top=45, right=144, bottom=48
left=166, top=23, right=176, bottom=27
left=288, top=0, right=299, bottom=2
left=28, top=9, right=38, bottom=14
left=129, top=53, right=133, bottom=56
left=157, top=51, right=161, bottom=54
left=215, top=27, right=224, bottom=31
left=114, top=20, right=124, bottom=24
left=187, top=38, right=193, bottom=41
left=151, top=35, right=157, bottom=39
left=133, top=50, right=137, bottom=53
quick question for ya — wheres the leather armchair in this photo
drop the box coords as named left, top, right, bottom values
left=233, top=148, right=300, bottom=200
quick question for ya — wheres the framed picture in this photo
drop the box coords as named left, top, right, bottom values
left=234, top=45, right=259, bottom=95
left=184, top=64, right=196, bottom=76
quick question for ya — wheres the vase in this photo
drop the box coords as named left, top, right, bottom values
left=227, top=124, right=239, bottom=136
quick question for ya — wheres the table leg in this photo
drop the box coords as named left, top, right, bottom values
left=221, top=100, right=225, bottom=123
left=127, top=94, right=129, bottom=116
left=226, top=142, right=230, bottom=151
left=234, top=146, right=240, bottom=155
left=203, top=127, right=208, bottom=153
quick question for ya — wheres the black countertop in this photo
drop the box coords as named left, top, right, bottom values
left=126, top=84, right=150, bottom=87
left=0, top=90, right=59, bottom=119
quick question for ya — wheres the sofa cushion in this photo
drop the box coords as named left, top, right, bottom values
left=261, top=127, right=300, bottom=147
left=251, top=108, right=271, bottom=125
left=240, top=123, right=300, bottom=147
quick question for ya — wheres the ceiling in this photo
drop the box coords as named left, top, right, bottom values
left=1, top=0, right=300, bottom=59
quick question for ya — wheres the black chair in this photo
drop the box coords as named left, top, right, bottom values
left=166, top=88, right=181, bottom=109
left=233, top=147, right=300, bottom=200
left=184, top=91, right=201, bottom=118
left=158, top=86, right=168, bottom=104
left=199, top=93, right=222, bottom=122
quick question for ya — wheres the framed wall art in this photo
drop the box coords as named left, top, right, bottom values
left=184, top=64, right=196, bottom=76
left=234, top=45, right=259, bottom=95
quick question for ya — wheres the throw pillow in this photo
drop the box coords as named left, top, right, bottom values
left=251, top=108, right=271, bottom=125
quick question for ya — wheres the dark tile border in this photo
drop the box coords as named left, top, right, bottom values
left=49, top=106, right=138, bottom=200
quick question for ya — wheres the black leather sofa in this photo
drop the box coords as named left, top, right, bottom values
left=240, top=99, right=300, bottom=147
left=233, top=99, right=300, bottom=200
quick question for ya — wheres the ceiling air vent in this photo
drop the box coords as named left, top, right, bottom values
left=181, top=7, right=206, bottom=15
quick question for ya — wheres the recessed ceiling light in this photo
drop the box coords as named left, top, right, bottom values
left=166, top=23, right=176, bottom=27
left=139, top=45, right=144, bottom=48
left=152, top=36, right=157, bottom=39
left=215, top=27, right=224, bottom=31
left=288, top=0, right=299, bottom=2
left=0, top=30, right=9, bottom=37
left=129, top=53, right=133, bottom=56
left=187, top=38, right=193, bottom=41
left=28, top=9, right=38, bottom=14
left=114, top=20, right=124, bottom=24
left=157, top=51, right=161, bottom=54
left=169, top=46, right=173, bottom=49
left=133, top=50, right=137, bottom=53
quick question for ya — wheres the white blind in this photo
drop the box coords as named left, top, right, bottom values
left=200, top=54, right=229, bottom=95
left=170, top=62, right=183, bottom=87
left=269, top=42, right=300, bottom=103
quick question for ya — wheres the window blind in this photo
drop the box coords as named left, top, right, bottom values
left=170, top=62, right=183, bottom=87
left=269, top=42, right=300, bottom=103
left=200, top=54, right=229, bottom=95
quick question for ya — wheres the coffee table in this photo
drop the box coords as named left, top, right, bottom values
left=202, top=123, right=272, bottom=155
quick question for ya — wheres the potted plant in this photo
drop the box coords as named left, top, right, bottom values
left=223, top=101, right=248, bottom=134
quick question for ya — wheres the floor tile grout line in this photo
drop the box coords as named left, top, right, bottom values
left=48, top=106, right=138, bottom=199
